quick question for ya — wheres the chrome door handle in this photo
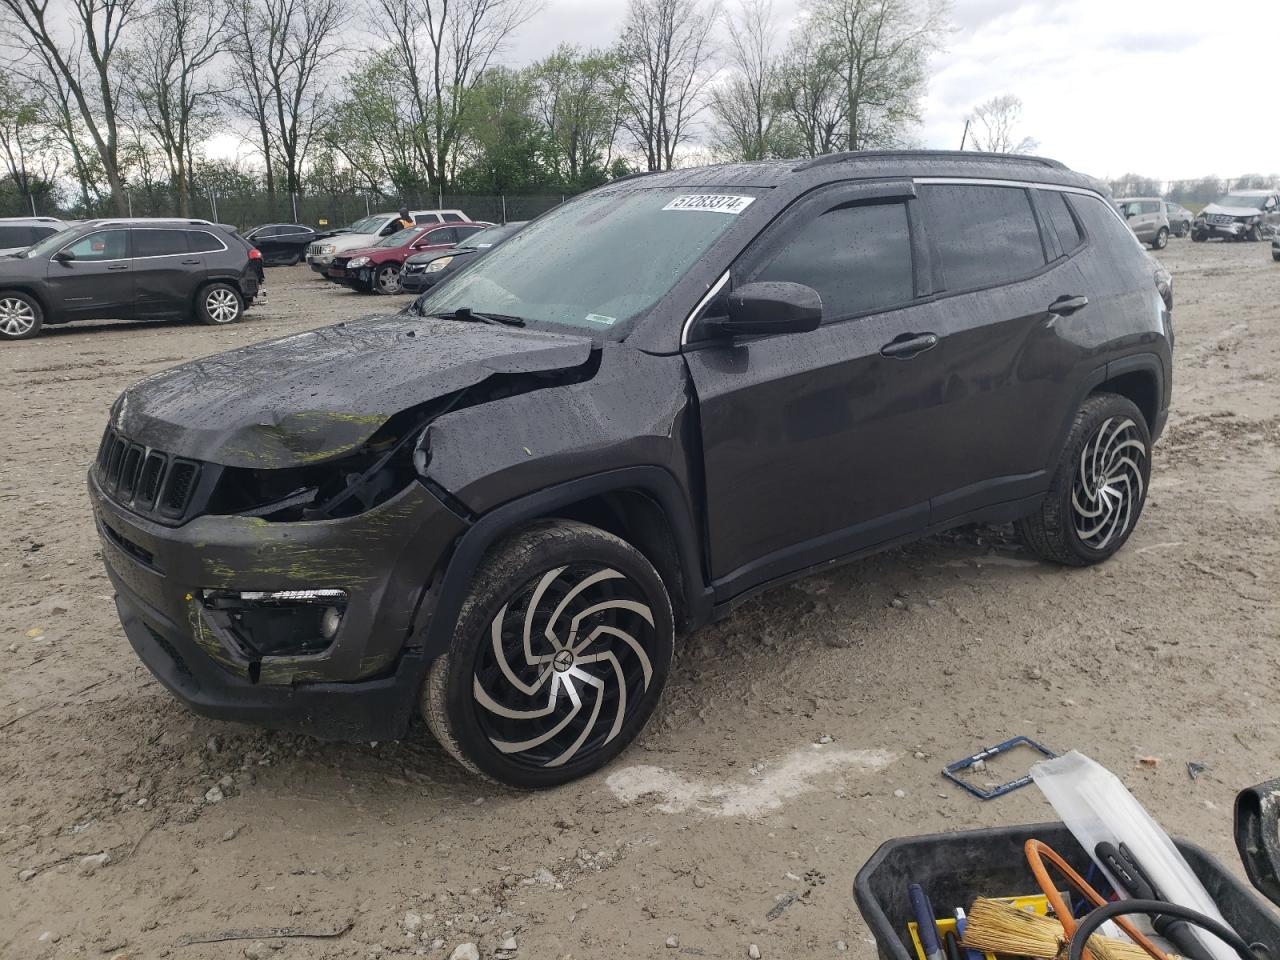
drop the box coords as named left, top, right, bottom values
left=1050, top=295, right=1089, bottom=315
left=107, top=264, right=129, bottom=271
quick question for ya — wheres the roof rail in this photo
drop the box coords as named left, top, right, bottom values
left=792, top=149, right=1067, bottom=173
left=608, top=169, right=659, bottom=185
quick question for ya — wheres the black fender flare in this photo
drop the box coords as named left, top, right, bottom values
left=1050, top=351, right=1166, bottom=462
left=416, top=466, right=713, bottom=662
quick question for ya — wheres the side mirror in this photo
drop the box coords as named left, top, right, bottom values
left=704, top=281, right=822, bottom=339
left=53, top=249, right=75, bottom=263
left=1235, top=778, right=1280, bottom=907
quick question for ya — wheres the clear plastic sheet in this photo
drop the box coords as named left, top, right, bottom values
left=1031, top=750, right=1236, bottom=960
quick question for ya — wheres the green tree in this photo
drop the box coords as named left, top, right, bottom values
left=455, top=67, right=554, bottom=193
left=529, top=46, right=624, bottom=187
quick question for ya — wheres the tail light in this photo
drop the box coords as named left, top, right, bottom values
left=248, top=247, right=262, bottom=260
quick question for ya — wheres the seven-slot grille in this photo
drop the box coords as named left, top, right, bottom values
left=307, top=242, right=323, bottom=257
left=95, top=426, right=200, bottom=520
left=1207, top=213, right=1238, bottom=226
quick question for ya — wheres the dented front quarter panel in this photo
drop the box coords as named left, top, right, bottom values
left=422, top=343, right=697, bottom=516
left=112, top=314, right=594, bottom=468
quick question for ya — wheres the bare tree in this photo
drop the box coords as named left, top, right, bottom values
left=122, top=0, right=224, bottom=214
left=618, top=0, right=719, bottom=172
left=0, top=74, right=60, bottom=214
left=965, top=93, right=1036, bottom=154
left=1, top=0, right=140, bottom=213
left=370, top=0, right=540, bottom=190
left=809, top=0, right=947, bottom=152
left=223, top=0, right=347, bottom=197
left=709, top=0, right=780, bottom=161
left=775, top=18, right=847, bottom=158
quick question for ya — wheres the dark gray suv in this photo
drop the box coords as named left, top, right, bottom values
left=91, top=152, right=1172, bottom=787
left=0, top=218, right=264, bottom=340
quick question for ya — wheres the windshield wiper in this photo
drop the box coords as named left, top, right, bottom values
left=431, top=307, right=525, bottom=327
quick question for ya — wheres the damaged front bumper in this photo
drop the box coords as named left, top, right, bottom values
left=90, top=473, right=467, bottom=740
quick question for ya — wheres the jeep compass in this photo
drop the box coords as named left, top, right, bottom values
left=90, top=152, right=1173, bottom=787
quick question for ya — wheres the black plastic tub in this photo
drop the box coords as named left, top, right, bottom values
left=853, top=821, right=1280, bottom=960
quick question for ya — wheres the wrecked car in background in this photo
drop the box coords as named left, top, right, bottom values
left=1192, top=189, right=1280, bottom=242
left=90, top=151, right=1172, bottom=788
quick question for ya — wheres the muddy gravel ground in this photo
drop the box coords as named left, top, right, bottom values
left=2, top=241, right=1279, bottom=960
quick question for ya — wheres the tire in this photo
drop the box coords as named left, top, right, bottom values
left=1181, top=219, right=1192, bottom=238
left=424, top=520, right=674, bottom=788
left=285, top=251, right=303, bottom=266
left=0, top=290, right=43, bottom=340
left=1151, top=227, right=1168, bottom=250
left=196, top=283, right=243, bottom=325
left=1246, top=224, right=1263, bottom=242
left=1272, top=251, right=1280, bottom=262
left=1191, top=230, right=1206, bottom=243
left=374, top=263, right=402, bottom=295
left=1017, top=392, right=1152, bottom=567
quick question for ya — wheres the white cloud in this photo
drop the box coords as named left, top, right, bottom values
left=918, top=0, right=1279, bottom=181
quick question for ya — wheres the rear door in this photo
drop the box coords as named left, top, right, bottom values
left=45, top=228, right=134, bottom=319
left=410, top=226, right=459, bottom=256
left=132, top=227, right=199, bottom=316
left=912, top=181, right=1086, bottom=522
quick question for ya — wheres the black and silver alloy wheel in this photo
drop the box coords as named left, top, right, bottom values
left=472, top=564, right=656, bottom=769
left=1070, top=417, right=1146, bottom=550
left=1018, top=392, right=1152, bottom=566
left=0, top=293, right=41, bottom=339
left=425, top=521, right=674, bottom=787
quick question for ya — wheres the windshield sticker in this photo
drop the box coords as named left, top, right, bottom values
left=663, top=195, right=755, bottom=214
left=586, top=314, right=617, bottom=326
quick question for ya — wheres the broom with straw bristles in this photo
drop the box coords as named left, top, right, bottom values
left=961, top=897, right=1182, bottom=960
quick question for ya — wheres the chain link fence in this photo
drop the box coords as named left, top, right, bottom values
left=0, top=189, right=573, bottom=229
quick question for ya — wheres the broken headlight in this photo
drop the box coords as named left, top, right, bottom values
left=207, top=414, right=428, bottom=522
left=200, top=589, right=347, bottom=658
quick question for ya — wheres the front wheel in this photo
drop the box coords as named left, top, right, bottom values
left=0, top=291, right=43, bottom=340
left=374, top=264, right=402, bottom=295
left=197, top=283, right=244, bottom=325
left=1191, top=229, right=1207, bottom=242
left=1017, top=393, right=1151, bottom=566
left=423, top=521, right=674, bottom=788
left=1151, top=227, right=1168, bottom=250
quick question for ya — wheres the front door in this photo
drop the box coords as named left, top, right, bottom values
left=45, top=228, right=134, bottom=319
left=684, top=183, right=941, bottom=597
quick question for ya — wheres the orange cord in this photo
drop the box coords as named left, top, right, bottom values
left=1024, top=839, right=1170, bottom=960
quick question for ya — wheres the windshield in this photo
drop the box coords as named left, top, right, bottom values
left=347, top=215, right=388, bottom=234
left=1221, top=195, right=1265, bottom=209
left=460, top=223, right=520, bottom=249
left=377, top=227, right=421, bottom=248
left=414, top=188, right=758, bottom=331
left=23, top=226, right=80, bottom=259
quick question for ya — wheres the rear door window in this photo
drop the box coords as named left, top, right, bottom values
left=919, top=184, right=1047, bottom=292
left=413, top=213, right=442, bottom=224
left=442, top=213, right=465, bottom=222
left=751, top=201, right=915, bottom=321
left=1039, top=190, right=1083, bottom=254
left=133, top=229, right=190, bottom=257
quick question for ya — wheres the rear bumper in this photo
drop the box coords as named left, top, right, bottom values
left=90, top=473, right=468, bottom=739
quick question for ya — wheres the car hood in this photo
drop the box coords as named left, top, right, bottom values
left=112, top=314, right=594, bottom=468
left=406, top=248, right=475, bottom=265
left=1201, top=203, right=1263, bottom=217
left=327, top=232, right=382, bottom=252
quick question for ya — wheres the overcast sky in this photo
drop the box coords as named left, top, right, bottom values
left=500, top=0, right=1277, bottom=183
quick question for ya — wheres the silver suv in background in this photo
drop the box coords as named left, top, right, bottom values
left=1164, top=202, right=1194, bottom=238
left=305, top=209, right=470, bottom=273
left=1193, top=189, right=1280, bottom=242
left=1115, top=198, right=1170, bottom=249
left=0, top=217, right=72, bottom=256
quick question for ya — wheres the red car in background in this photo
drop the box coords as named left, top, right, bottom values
left=327, top=221, right=489, bottom=294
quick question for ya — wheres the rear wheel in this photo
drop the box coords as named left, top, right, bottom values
left=0, top=291, right=43, bottom=340
left=1151, top=227, right=1168, bottom=250
left=423, top=521, right=674, bottom=788
left=196, top=283, right=243, bottom=325
left=1180, top=219, right=1192, bottom=237
left=1018, top=392, right=1151, bottom=566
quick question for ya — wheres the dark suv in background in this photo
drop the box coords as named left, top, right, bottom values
left=91, top=152, right=1171, bottom=787
left=0, top=219, right=264, bottom=340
